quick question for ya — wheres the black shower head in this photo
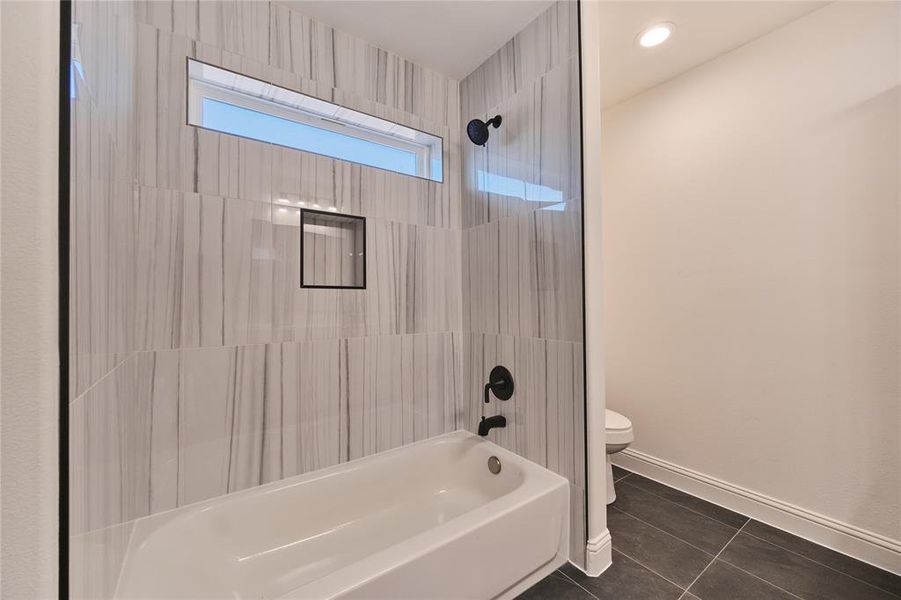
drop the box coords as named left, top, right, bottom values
left=467, top=115, right=502, bottom=146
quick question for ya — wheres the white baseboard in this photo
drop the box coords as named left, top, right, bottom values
left=581, top=529, right=612, bottom=577
left=614, top=449, right=901, bottom=574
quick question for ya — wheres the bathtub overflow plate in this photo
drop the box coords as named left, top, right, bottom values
left=488, top=456, right=502, bottom=475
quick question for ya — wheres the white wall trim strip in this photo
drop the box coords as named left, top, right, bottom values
left=614, top=449, right=901, bottom=574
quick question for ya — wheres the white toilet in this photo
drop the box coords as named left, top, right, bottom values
left=605, top=409, right=634, bottom=504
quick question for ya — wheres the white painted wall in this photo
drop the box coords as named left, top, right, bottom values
left=0, top=1, right=61, bottom=596
left=602, top=0, right=900, bottom=549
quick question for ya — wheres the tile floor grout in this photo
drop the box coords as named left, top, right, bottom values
left=713, top=554, right=808, bottom=600
left=608, top=505, right=722, bottom=558
left=680, top=520, right=748, bottom=597
left=610, top=546, right=691, bottom=591
left=527, top=471, right=901, bottom=600
left=556, top=567, right=602, bottom=600
left=619, top=468, right=900, bottom=599
left=616, top=476, right=749, bottom=530
left=738, top=529, right=901, bottom=598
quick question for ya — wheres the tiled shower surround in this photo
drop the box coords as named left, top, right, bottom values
left=68, top=1, right=584, bottom=596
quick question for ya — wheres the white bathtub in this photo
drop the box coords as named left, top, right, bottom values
left=115, top=430, right=570, bottom=599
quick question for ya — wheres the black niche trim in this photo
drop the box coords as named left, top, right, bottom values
left=299, top=208, right=367, bottom=290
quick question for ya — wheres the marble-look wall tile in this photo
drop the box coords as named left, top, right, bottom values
left=269, top=2, right=457, bottom=126
left=70, top=59, right=137, bottom=398
left=70, top=332, right=460, bottom=533
left=181, top=193, right=274, bottom=347
left=70, top=520, right=135, bottom=600
left=134, top=190, right=460, bottom=349
left=463, top=208, right=582, bottom=342
left=73, top=0, right=467, bottom=587
left=462, top=57, right=581, bottom=228
left=460, top=332, right=585, bottom=561
left=459, top=0, right=586, bottom=566
left=133, top=187, right=184, bottom=350
left=70, top=354, right=150, bottom=534
left=346, top=332, right=460, bottom=459
left=269, top=217, right=461, bottom=340
left=464, top=0, right=578, bottom=118
left=134, top=189, right=274, bottom=350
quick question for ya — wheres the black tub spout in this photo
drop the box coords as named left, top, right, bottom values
left=478, top=415, right=507, bottom=436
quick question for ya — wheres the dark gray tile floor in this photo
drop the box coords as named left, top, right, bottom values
left=518, top=466, right=901, bottom=600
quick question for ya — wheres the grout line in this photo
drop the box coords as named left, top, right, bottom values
left=714, top=555, right=805, bottom=600
left=609, top=505, right=723, bottom=557
left=611, top=548, right=688, bottom=591
left=621, top=472, right=898, bottom=597
left=681, top=520, right=748, bottom=597
left=557, top=568, right=602, bottom=600
left=613, top=471, right=631, bottom=483
left=737, top=529, right=901, bottom=599
left=617, top=477, right=749, bottom=530
left=70, top=352, right=135, bottom=403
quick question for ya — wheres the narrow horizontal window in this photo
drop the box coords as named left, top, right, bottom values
left=187, top=59, right=443, bottom=182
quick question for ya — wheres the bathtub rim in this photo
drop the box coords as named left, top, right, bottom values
left=113, top=429, right=570, bottom=599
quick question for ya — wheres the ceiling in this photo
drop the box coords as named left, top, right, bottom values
left=279, top=1, right=555, bottom=80
left=598, top=1, right=827, bottom=107
left=279, top=1, right=827, bottom=102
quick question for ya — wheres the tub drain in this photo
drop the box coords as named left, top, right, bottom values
left=488, top=456, right=502, bottom=474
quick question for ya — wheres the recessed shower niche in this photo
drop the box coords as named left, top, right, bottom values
left=300, top=209, right=366, bottom=289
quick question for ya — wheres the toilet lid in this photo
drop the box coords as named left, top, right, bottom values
left=605, top=409, right=632, bottom=432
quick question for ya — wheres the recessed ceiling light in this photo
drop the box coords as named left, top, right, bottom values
left=638, top=23, right=673, bottom=48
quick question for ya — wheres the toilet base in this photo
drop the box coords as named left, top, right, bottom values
left=606, top=454, right=616, bottom=504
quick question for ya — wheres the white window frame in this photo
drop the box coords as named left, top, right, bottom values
left=186, top=60, right=442, bottom=181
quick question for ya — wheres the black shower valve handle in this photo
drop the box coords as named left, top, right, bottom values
left=483, top=365, right=514, bottom=405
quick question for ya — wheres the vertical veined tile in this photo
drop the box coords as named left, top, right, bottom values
left=514, top=0, right=578, bottom=91
left=180, top=193, right=224, bottom=347
left=510, top=336, right=548, bottom=466
left=269, top=2, right=313, bottom=79
left=534, top=207, right=583, bottom=342
left=135, top=24, right=197, bottom=192
left=134, top=187, right=184, bottom=350
left=343, top=337, right=366, bottom=461
left=177, top=346, right=236, bottom=505
left=346, top=335, right=406, bottom=458
left=270, top=222, right=299, bottom=342
left=196, top=0, right=270, bottom=65
left=221, top=196, right=273, bottom=345
left=134, top=0, right=199, bottom=40
left=539, top=57, right=582, bottom=206
left=309, top=17, right=336, bottom=88
left=412, top=333, right=459, bottom=440
left=70, top=355, right=152, bottom=534
left=143, top=349, right=180, bottom=515
left=366, top=219, right=406, bottom=336
left=181, top=194, right=274, bottom=348
left=545, top=340, right=576, bottom=482
left=226, top=344, right=268, bottom=493
left=290, top=339, right=343, bottom=475
left=462, top=220, right=501, bottom=336
left=195, top=130, right=273, bottom=204
left=261, top=343, right=287, bottom=484
left=70, top=96, right=118, bottom=397
left=69, top=520, right=135, bottom=600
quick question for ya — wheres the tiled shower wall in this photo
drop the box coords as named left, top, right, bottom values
left=69, top=1, right=462, bottom=596
left=69, top=0, right=585, bottom=595
left=459, top=1, right=587, bottom=567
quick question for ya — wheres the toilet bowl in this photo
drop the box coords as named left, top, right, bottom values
left=605, top=409, right=634, bottom=504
